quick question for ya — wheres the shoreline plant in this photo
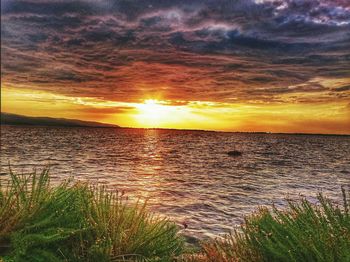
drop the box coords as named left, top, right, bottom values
left=0, top=169, right=184, bottom=261
left=1, top=169, right=349, bottom=261
left=192, top=187, right=350, bottom=262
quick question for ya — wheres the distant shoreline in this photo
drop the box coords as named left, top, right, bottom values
left=0, top=112, right=119, bottom=128
left=2, top=112, right=349, bottom=136
left=0, top=123, right=118, bottom=129
left=1, top=123, right=349, bottom=137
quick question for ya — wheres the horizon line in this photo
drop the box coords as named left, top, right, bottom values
left=1, top=111, right=349, bottom=136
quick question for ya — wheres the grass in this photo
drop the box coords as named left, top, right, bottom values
left=0, top=169, right=349, bottom=262
left=194, top=187, right=350, bottom=262
left=0, top=169, right=184, bottom=261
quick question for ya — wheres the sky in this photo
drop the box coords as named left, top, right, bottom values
left=1, top=0, right=350, bottom=134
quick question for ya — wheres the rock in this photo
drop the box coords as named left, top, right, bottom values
left=183, top=234, right=200, bottom=247
left=227, top=150, right=242, bottom=157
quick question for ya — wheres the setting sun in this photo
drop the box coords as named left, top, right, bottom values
left=135, top=99, right=178, bottom=127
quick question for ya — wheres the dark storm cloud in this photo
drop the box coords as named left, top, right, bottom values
left=1, top=0, right=350, bottom=103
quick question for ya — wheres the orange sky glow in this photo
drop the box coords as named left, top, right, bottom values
left=1, top=0, right=350, bottom=134
left=2, top=86, right=349, bottom=134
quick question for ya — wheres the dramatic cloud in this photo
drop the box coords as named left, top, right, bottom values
left=1, top=0, right=350, bottom=104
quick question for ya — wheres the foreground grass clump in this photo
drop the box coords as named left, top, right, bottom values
left=1, top=168, right=349, bottom=262
left=0, top=169, right=184, bottom=261
left=196, top=188, right=350, bottom=262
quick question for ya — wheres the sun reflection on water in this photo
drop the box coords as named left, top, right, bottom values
left=134, top=129, right=166, bottom=201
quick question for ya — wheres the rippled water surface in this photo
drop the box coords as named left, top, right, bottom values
left=1, top=125, right=349, bottom=238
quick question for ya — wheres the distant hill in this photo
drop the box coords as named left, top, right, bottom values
left=0, top=112, right=120, bottom=128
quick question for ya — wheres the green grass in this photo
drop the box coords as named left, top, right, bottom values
left=0, top=169, right=184, bottom=261
left=195, top=188, right=350, bottom=262
left=1, top=169, right=349, bottom=262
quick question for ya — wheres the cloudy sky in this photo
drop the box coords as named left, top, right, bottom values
left=1, top=0, right=350, bottom=133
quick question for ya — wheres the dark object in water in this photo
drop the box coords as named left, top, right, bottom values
left=183, top=234, right=199, bottom=246
left=227, top=150, right=242, bottom=157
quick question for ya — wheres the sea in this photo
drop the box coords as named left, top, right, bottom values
left=1, top=125, right=349, bottom=239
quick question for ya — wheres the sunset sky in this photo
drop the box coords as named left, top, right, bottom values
left=1, top=0, right=350, bottom=134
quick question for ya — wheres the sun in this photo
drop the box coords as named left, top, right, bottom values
left=143, top=99, right=161, bottom=109
left=137, top=99, right=164, bottom=115
left=135, top=99, right=179, bottom=127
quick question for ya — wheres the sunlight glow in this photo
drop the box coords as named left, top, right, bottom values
left=135, top=99, right=179, bottom=127
left=2, top=87, right=349, bottom=134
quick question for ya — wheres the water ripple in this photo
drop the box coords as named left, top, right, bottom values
left=1, top=126, right=349, bottom=239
